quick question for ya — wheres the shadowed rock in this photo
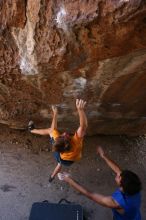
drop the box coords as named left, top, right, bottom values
left=0, top=0, right=146, bottom=135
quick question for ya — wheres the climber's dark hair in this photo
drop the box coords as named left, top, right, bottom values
left=53, top=136, right=71, bottom=153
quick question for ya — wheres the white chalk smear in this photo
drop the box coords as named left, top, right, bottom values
left=120, top=0, right=129, bottom=2
left=63, top=77, right=87, bottom=97
left=55, top=6, right=68, bottom=31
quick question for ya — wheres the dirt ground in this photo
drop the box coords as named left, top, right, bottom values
left=0, top=125, right=146, bottom=220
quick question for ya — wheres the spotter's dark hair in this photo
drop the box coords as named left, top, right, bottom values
left=120, top=170, right=142, bottom=195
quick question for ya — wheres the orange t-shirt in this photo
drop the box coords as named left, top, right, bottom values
left=50, top=129, right=83, bottom=161
left=50, top=129, right=60, bottom=140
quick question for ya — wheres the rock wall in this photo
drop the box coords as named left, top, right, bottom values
left=0, top=0, right=146, bottom=135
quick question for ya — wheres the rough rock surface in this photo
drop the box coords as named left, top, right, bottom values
left=0, top=0, right=146, bottom=135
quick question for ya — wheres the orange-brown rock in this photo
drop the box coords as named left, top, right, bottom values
left=0, top=0, right=146, bottom=135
